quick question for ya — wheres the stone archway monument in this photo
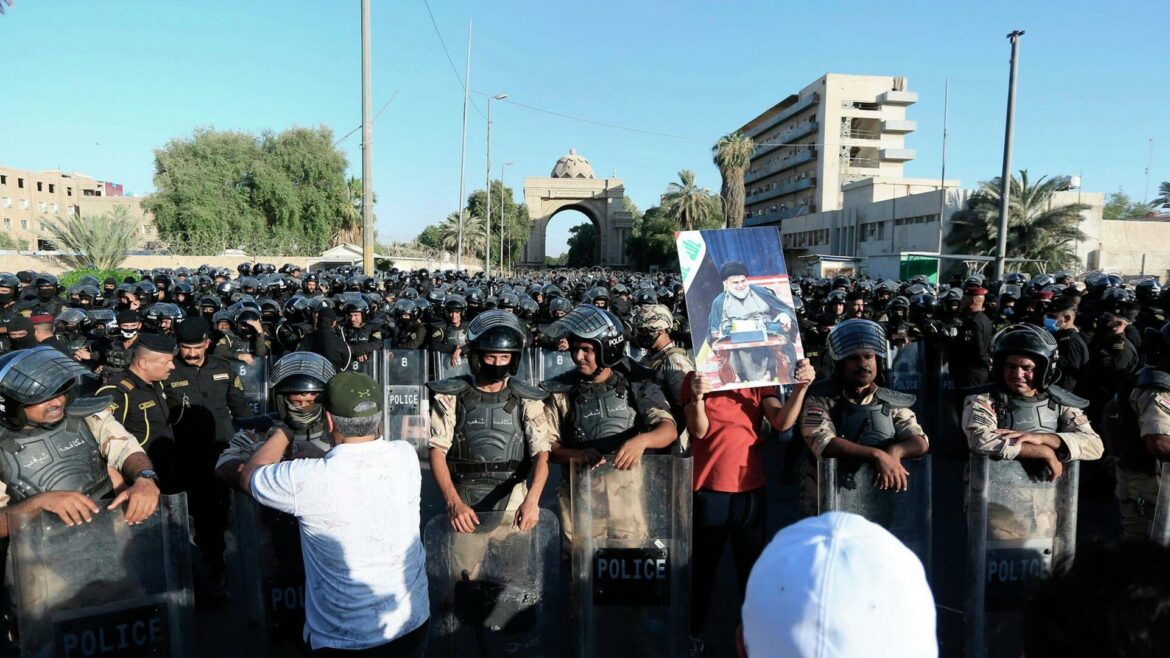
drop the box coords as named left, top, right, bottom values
left=522, top=149, right=634, bottom=267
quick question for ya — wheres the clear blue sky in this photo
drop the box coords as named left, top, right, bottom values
left=2, top=1, right=1167, bottom=257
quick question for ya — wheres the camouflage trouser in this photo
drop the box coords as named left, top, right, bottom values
left=558, top=466, right=649, bottom=555
left=1115, top=465, right=1160, bottom=541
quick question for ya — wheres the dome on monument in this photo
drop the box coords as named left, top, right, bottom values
left=550, top=148, right=595, bottom=179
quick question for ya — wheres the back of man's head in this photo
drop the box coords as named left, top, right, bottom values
left=324, top=371, right=382, bottom=440
left=1024, top=539, right=1170, bottom=658
left=740, top=512, right=936, bottom=658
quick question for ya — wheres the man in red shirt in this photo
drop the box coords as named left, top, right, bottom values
left=682, top=359, right=815, bottom=656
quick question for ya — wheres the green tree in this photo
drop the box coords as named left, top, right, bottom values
left=337, top=176, right=377, bottom=246
left=438, top=212, right=487, bottom=257
left=946, top=170, right=1089, bottom=273
left=660, top=169, right=719, bottom=230
left=414, top=180, right=532, bottom=266
left=713, top=131, right=755, bottom=229
left=1103, top=188, right=1153, bottom=220
left=144, top=126, right=351, bottom=256
left=565, top=223, right=598, bottom=266
left=1155, top=181, right=1170, bottom=205
left=416, top=224, right=445, bottom=251
left=39, top=206, right=141, bottom=270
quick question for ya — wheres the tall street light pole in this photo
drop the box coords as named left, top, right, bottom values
left=360, top=0, right=374, bottom=274
left=485, top=93, right=507, bottom=278
left=501, top=161, right=513, bottom=272
left=994, top=30, right=1024, bottom=281
left=455, top=20, right=472, bottom=271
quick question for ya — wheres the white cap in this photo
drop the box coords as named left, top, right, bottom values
left=741, top=512, right=937, bottom=658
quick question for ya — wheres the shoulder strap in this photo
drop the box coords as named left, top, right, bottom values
left=427, top=377, right=472, bottom=395
left=1047, top=384, right=1090, bottom=410
left=874, top=387, right=916, bottom=409
left=508, top=378, right=548, bottom=401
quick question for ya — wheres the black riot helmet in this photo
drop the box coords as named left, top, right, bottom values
left=0, top=346, right=94, bottom=429
left=466, top=310, right=527, bottom=376
left=585, top=286, right=611, bottom=309
left=550, top=304, right=627, bottom=368
left=991, top=323, right=1060, bottom=391
left=271, top=351, right=336, bottom=396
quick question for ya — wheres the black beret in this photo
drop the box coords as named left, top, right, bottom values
left=175, top=317, right=210, bottom=345
left=116, top=310, right=141, bottom=324
left=137, top=333, right=176, bottom=355
left=720, top=260, right=749, bottom=280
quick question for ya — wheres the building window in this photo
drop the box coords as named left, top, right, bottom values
left=36, top=181, right=43, bottom=192
left=17, top=178, right=24, bottom=189
left=37, top=201, right=46, bottom=212
left=0, top=197, right=8, bottom=208
left=2, top=218, right=9, bottom=228
left=20, top=219, right=28, bottom=230
left=19, top=199, right=28, bottom=210
left=0, top=175, right=6, bottom=184
left=38, top=221, right=46, bottom=231
left=71, top=205, right=80, bottom=216
left=66, top=187, right=72, bottom=196
left=49, top=203, right=57, bottom=213
left=142, top=224, right=151, bottom=234
left=83, top=189, right=98, bottom=197
left=48, top=183, right=54, bottom=193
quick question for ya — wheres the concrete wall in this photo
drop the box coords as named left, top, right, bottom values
left=1093, top=219, right=1170, bottom=279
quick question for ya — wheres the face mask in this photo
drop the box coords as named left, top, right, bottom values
left=37, top=288, right=56, bottom=301
left=0, top=291, right=12, bottom=305
left=10, top=334, right=36, bottom=350
left=634, top=332, right=658, bottom=350
left=478, top=362, right=510, bottom=383
left=285, top=402, right=323, bottom=431
left=120, top=329, right=138, bottom=339
left=1043, top=317, right=1060, bottom=332
left=1002, top=307, right=1014, bottom=318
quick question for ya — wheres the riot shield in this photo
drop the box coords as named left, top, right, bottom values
left=9, top=494, right=195, bottom=658
left=965, top=455, right=1079, bottom=658
left=385, top=345, right=429, bottom=457
left=886, top=341, right=927, bottom=418
left=344, top=341, right=384, bottom=387
left=539, top=348, right=576, bottom=381
left=1151, top=461, right=1170, bottom=545
left=818, top=456, right=932, bottom=574
left=423, top=509, right=559, bottom=657
left=432, top=350, right=472, bottom=380
left=234, top=356, right=270, bottom=416
left=229, top=489, right=307, bottom=657
left=570, top=455, right=692, bottom=658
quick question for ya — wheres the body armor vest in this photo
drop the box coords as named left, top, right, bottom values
left=993, top=392, right=1062, bottom=433
left=565, top=372, right=638, bottom=452
left=439, top=323, right=466, bottom=351
left=344, top=323, right=375, bottom=343
left=0, top=416, right=113, bottom=503
left=830, top=388, right=904, bottom=448
left=104, top=340, right=133, bottom=371
left=449, top=380, right=529, bottom=511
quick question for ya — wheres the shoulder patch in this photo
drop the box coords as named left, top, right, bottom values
left=212, top=373, right=230, bottom=381
left=119, top=379, right=135, bottom=391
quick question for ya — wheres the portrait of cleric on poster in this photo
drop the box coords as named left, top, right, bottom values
left=676, top=226, right=803, bottom=392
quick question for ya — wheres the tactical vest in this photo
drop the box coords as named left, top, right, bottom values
left=1112, top=368, right=1170, bottom=473
left=988, top=385, right=1086, bottom=434
left=564, top=372, right=638, bottom=453
left=0, top=402, right=113, bottom=503
left=105, top=340, right=134, bottom=372
left=439, top=324, right=466, bottom=352
left=829, top=387, right=916, bottom=448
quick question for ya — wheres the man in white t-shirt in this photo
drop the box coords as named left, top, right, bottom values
left=242, top=371, right=429, bottom=656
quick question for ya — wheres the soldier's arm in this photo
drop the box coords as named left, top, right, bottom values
left=888, top=407, right=929, bottom=460
left=86, top=411, right=146, bottom=473
left=427, top=392, right=478, bottom=532
left=1048, top=406, right=1103, bottom=461
left=632, top=380, right=678, bottom=448
left=962, top=394, right=1019, bottom=459
left=1136, top=389, right=1170, bottom=457
left=517, top=399, right=552, bottom=530
left=226, top=371, right=253, bottom=421
left=0, top=486, right=101, bottom=538
left=799, top=395, right=840, bottom=457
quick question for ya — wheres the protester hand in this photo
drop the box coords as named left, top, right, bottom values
left=872, top=449, right=909, bottom=492
left=690, top=373, right=713, bottom=401
left=556, top=338, right=569, bottom=352
left=792, top=359, right=815, bottom=386
left=237, top=353, right=255, bottom=365
left=111, top=477, right=160, bottom=525
left=577, top=448, right=606, bottom=469
left=448, top=500, right=480, bottom=533
left=356, top=354, right=369, bottom=363
left=613, top=436, right=647, bottom=470
left=514, top=498, right=540, bottom=531
left=74, top=347, right=92, bottom=361
left=37, top=491, right=101, bottom=526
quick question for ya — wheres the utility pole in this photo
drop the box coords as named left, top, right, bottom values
left=501, top=161, right=513, bottom=273
left=455, top=20, right=471, bottom=271
left=1145, top=138, right=1154, bottom=203
left=994, top=30, right=1024, bottom=281
left=360, top=0, right=374, bottom=274
left=485, top=94, right=507, bottom=278
left=936, top=78, right=948, bottom=260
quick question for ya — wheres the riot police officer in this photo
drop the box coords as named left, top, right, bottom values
left=427, top=295, right=469, bottom=370
left=798, top=319, right=929, bottom=517
left=426, top=310, right=553, bottom=531
left=0, top=346, right=160, bottom=538
left=961, top=324, right=1103, bottom=478
left=631, top=304, right=694, bottom=432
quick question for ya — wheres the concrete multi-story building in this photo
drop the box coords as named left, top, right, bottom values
left=0, top=165, right=156, bottom=250
left=738, top=73, right=918, bottom=227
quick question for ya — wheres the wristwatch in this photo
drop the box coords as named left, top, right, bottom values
left=136, top=469, right=160, bottom=484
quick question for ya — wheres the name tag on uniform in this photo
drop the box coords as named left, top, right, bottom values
left=170, top=380, right=189, bottom=388
left=138, top=400, right=156, bottom=411
left=213, top=373, right=230, bottom=381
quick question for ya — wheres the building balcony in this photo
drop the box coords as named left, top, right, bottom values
left=748, top=93, right=821, bottom=139
left=879, top=90, right=918, bottom=106
left=847, top=157, right=880, bottom=169
left=753, top=120, right=819, bottom=159
left=881, top=119, right=916, bottom=134
left=744, top=148, right=817, bottom=185
left=841, top=127, right=880, bottom=142
left=880, top=148, right=916, bottom=162
left=745, top=177, right=815, bottom=206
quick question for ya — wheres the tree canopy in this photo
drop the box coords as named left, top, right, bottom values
left=1102, top=188, right=1153, bottom=220
left=564, top=222, right=598, bottom=267
left=946, top=170, right=1089, bottom=273
left=660, top=169, right=720, bottom=230
left=415, top=179, right=530, bottom=267
left=41, top=205, right=141, bottom=270
left=144, top=126, right=352, bottom=256
left=713, top=131, right=754, bottom=229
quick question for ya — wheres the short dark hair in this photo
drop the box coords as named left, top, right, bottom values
left=1023, top=539, right=1170, bottom=658
left=1047, top=298, right=1077, bottom=316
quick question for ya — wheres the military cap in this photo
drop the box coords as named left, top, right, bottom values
left=632, top=304, right=675, bottom=332
left=137, top=333, right=176, bottom=355
left=175, top=317, right=211, bottom=345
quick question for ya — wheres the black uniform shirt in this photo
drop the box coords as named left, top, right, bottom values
left=166, top=354, right=253, bottom=445
left=96, top=369, right=173, bottom=449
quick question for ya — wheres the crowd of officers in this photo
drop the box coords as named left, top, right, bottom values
left=0, top=261, right=1169, bottom=655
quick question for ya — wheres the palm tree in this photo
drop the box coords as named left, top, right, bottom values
left=1155, top=181, right=1170, bottom=205
left=946, top=169, right=1089, bottom=272
left=660, top=169, right=718, bottom=231
left=712, top=131, right=755, bottom=228
left=39, top=206, right=141, bottom=270
left=438, top=212, right=486, bottom=257
left=333, top=176, right=375, bottom=246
